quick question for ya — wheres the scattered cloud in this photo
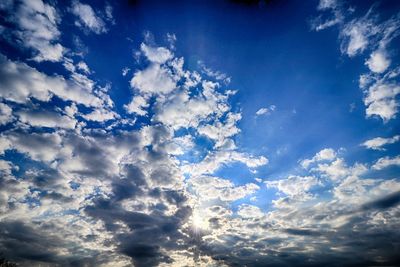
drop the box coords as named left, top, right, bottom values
left=255, top=105, right=276, bottom=116
left=71, top=0, right=107, bottom=34
left=314, top=0, right=400, bottom=121
left=0, top=0, right=64, bottom=62
left=366, top=50, right=391, bottom=73
left=0, top=1, right=399, bottom=265
left=301, top=148, right=337, bottom=168
left=361, top=135, right=400, bottom=150
left=372, top=155, right=400, bottom=170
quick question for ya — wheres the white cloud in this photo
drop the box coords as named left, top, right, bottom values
left=256, top=108, right=268, bottom=116
left=316, top=158, right=351, bottom=180
left=3, top=0, right=64, bottom=62
left=237, top=204, right=264, bottom=219
left=364, top=82, right=400, bottom=121
left=17, top=109, right=77, bottom=129
left=77, top=61, right=91, bottom=74
left=372, top=155, right=400, bottom=170
left=71, top=0, right=107, bottom=34
left=0, top=54, right=103, bottom=108
left=188, top=176, right=259, bottom=202
left=361, top=135, right=400, bottom=150
left=7, top=131, right=63, bottom=162
left=124, top=95, right=149, bottom=116
left=0, top=103, right=13, bottom=125
left=81, top=108, right=117, bottom=122
left=313, top=0, right=343, bottom=31
left=366, top=50, right=391, bottom=73
left=255, top=105, right=276, bottom=116
left=317, top=0, right=337, bottom=10
left=340, top=18, right=378, bottom=57
left=182, top=150, right=268, bottom=177
left=122, top=67, right=130, bottom=76
left=266, top=175, right=319, bottom=200
left=198, top=61, right=231, bottom=83
left=140, top=43, right=173, bottom=64
left=130, top=64, right=176, bottom=95
left=155, top=90, right=217, bottom=130
left=301, top=148, right=337, bottom=168
left=198, top=112, right=241, bottom=148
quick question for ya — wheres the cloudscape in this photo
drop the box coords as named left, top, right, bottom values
left=0, top=0, right=400, bottom=266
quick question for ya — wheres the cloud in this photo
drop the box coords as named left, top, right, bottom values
left=122, top=67, right=130, bottom=76
left=266, top=175, right=320, bottom=200
left=340, top=16, right=378, bottom=57
left=140, top=43, right=173, bottom=64
left=16, top=109, right=77, bottom=129
left=0, top=103, right=13, bottom=125
left=6, top=131, right=63, bottom=162
left=366, top=50, right=391, bottom=73
left=312, top=0, right=344, bottom=31
left=255, top=107, right=269, bottom=116
left=1, top=13, right=400, bottom=265
left=361, top=191, right=400, bottom=211
left=255, top=105, right=275, bottom=116
left=372, top=155, right=400, bottom=170
left=301, top=148, right=337, bottom=168
left=130, top=64, right=176, bottom=95
left=71, top=0, right=107, bottom=34
left=0, top=54, right=102, bottom=108
left=361, top=135, right=400, bottom=150
left=0, top=0, right=64, bottom=62
left=364, top=81, right=400, bottom=121
left=188, top=176, right=259, bottom=202
left=315, top=2, right=400, bottom=121
left=182, top=150, right=268, bottom=177
left=198, top=112, right=241, bottom=148
left=81, top=108, right=117, bottom=122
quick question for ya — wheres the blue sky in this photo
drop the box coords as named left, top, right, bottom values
left=0, top=0, right=400, bottom=266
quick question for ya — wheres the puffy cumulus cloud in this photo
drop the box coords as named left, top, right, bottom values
left=130, top=64, right=176, bottom=95
left=0, top=54, right=102, bottom=107
left=302, top=148, right=367, bottom=182
left=197, top=112, right=241, bottom=148
left=0, top=32, right=273, bottom=266
left=6, top=131, right=63, bottom=162
left=361, top=135, right=400, bottom=150
left=71, top=0, right=107, bottom=34
left=141, top=43, right=173, bottom=64
left=182, top=150, right=268, bottom=177
left=314, top=1, right=400, bottom=122
left=363, top=80, right=400, bottom=121
left=265, top=175, right=320, bottom=200
left=81, top=108, right=117, bottom=122
left=0, top=0, right=64, bottom=62
left=194, top=147, right=399, bottom=267
left=366, top=50, right=391, bottom=73
left=0, top=102, right=13, bottom=125
left=2, top=14, right=398, bottom=264
left=301, top=148, right=337, bottom=168
left=16, top=109, right=77, bottom=129
left=188, top=176, right=259, bottom=202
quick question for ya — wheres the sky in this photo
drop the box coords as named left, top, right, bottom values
left=0, top=0, right=400, bottom=266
